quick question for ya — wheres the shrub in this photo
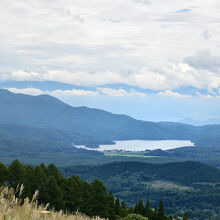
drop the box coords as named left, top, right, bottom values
left=124, top=214, right=148, bottom=220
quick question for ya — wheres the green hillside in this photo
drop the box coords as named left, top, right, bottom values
left=61, top=161, right=220, bottom=185
left=60, top=161, right=220, bottom=219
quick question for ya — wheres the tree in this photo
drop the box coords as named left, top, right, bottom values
left=41, top=176, right=64, bottom=210
left=8, top=159, right=25, bottom=188
left=183, top=212, right=188, bottom=220
left=121, top=201, right=128, bottom=218
left=47, top=163, right=63, bottom=184
left=90, top=179, right=109, bottom=218
left=115, top=198, right=121, bottom=215
left=0, top=162, right=7, bottom=185
left=106, top=192, right=116, bottom=220
left=63, top=176, right=82, bottom=212
left=158, top=201, right=165, bottom=219
left=153, top=205, right=158, bottom=220
left=137, top=200, right=145, bottom=216
left=144, top=200, right=151, bottom=217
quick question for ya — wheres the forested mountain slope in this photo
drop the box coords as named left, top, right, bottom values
left=0, top=123, right=104, bottom=145
left=60, top=161, right=220, bottom=220
left=1, top=89, right=220, bottom=147
left=61, top=161, right=220, bottom=185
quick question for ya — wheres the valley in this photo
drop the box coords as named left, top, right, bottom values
left=0, top=90, right=220, bottom=219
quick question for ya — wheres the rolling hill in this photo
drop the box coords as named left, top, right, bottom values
left=60, top=161, right=220, bottom=185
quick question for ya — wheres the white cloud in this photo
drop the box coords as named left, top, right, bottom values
left=50, top=89, right=99, bottom=97
left=5, top=87, right=146, bottom=98
left=5, top=61, right=220, bottom=92
left=1, top=0, right=220, bottom=94
left=9, top=70, right=124, bottom=86
left=158, top=90, right=191, bottom=98
left=97, top=87, right=147, bottom=97
left=6, top=87, right=44, bottom=96
left=6, top=88, right=99, bottom=97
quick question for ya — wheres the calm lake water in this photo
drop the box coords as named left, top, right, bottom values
left=75, top=140, right=194, bottom=152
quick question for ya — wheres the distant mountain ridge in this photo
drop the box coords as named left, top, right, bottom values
left=0, top=89, right=220, bottom=147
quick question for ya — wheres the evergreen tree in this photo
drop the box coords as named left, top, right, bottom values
left=0, top=162, right=7, bottom=185
left=106, top=192, right=116, bottom=220
left=183, top=212, right=188, bottom=220
left=47, top=163, right=64, bottom=184
left=158, top=201, right=165, bottom=219
left=121, top=201, right=128, bottom=218
left=134, top=203, right=138, bottom=214
left=8, top=159, right=25, bottom=188
left=33, top=165, right=47, bottom=190
left=41, top=176, right=64, bottom=210
left=115, top=198, right=121, bottom=216
left=90, top=179, right=109, bottom=218
left=63, top=176, right=82, bottom=212
left=137, top=200, right=145, bottom=216
left=153, top=204, right=158, bottom=220
left=144, top=199, right=151, bottom=218
left=23, top=165, right=35, bottom=198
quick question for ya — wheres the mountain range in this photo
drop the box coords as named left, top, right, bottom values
left=0, top=89, right=220, bottom=148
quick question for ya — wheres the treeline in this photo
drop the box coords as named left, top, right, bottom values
left=62, top=161, right=220, bottom=219
left=0, top=160, right=185, bottom=220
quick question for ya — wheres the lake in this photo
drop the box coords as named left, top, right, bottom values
left=75, top=139, right=194, bottom=152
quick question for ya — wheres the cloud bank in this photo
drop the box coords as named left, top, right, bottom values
left=0, top=0, right=220, bottom=98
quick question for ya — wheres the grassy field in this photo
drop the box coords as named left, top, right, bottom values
left=104, top=152, right=159, bottom=158
left=142, top=180, right=193, bottom=190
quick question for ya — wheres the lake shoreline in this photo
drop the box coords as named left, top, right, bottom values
left=75, top=139, right=194, bottom=152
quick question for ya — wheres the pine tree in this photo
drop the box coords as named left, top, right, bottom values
left=144, top=200, right=151, bottom=217
left=137, top=200, right=145, bottom=216
left=0, top=162, right=8, bottom=185
left=115, top=198, right=121, bottom=215
left=8, top=159, right=25, bottom=188
left=90, top=179, right=109, bottom=218
left=106, top=192, right=116, bottom=220
left=121, top=201, right=128, bottom=218
left=47, top=163, right=64, bottom=185
left=134, top=203, right=139, bottom=214
left=41, top=176, right=64, bottom=210
left=183, top=212, right=188, bottom=220
left=63, top=176, right=82, bottom=212
left=158, top=201, right=165, bottom=219
left=153, top=204, right=158, bottom=220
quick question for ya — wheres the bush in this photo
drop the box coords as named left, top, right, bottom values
left=124, top=214, right=148, bottom=220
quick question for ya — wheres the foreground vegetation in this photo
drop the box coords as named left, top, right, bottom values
left=0, top=185, right=104, bottom=220
left=0, top=160, right=182, bottom=220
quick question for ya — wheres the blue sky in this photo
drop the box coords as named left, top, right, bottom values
left=1, top=0, right=220, bottom=124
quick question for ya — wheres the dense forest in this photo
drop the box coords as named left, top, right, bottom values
left=0, top=160, right=185, bottom=220
left=61, top=161, right=220, bottom=220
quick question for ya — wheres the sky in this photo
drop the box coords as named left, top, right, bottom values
left=1, top=0, right=220, bottom=124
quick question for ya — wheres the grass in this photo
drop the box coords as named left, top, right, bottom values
left=0, top=185, right=104, bottom=220
left=104, top=152, right=159, bottom=158
left=142, top=180, right=193, bottom=190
